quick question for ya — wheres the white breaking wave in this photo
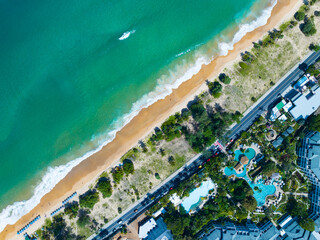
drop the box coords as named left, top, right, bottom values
left=218, top=0, right=277, bottom=56
left=0, top=0, right=277, bottom=233
left=118, top=30, right=135, bottom=40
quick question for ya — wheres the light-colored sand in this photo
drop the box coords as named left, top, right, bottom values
left=0, top=0, right=302, bottom=239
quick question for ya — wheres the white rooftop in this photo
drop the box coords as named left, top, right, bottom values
left=279, top=216, right=292, bottom=228
left=169, top=193, right=181, bottom=207
left=289, top=86, right=320, bottom=121
left=139, top=218, right=157, bottom=239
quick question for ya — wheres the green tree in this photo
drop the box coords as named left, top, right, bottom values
left=294, top=11, right=305, bottom=21
left=300, top=17, right=317, bottom=36
left=218, top=73, right=231, bottom=84
left=77, top=210, right=91, bottom=228
left=50, top=215, right=76, bottom=240
left=96, top=178, right=112, bottom=198
left=306, top=114, right=320, bottom=131
left=241, top=196, right=257, bottom=212
left=299, top=218, right=315, bottom=232
left=208, top=81, right=222, bottom=98
left=112, top=166, right=124, bottom=183
left=229, top=179, right=253, bottom=202
left=123, top=159, right=134, bottom=175
left=64, top=201, right=79, bottom=219
left=309, top=43, right=320, bottom=52
left=261, top=161, right=278, bottom=177
left=79, top=190, right=99, bottom=209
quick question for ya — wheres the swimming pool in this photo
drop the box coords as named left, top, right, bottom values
left=224, top=148, right=275, bottom=206
left=243, top=175, right=276, bottom=206
left=224, top=148, right=256, bottom=178
left=181, top=180, right=215, bottom=212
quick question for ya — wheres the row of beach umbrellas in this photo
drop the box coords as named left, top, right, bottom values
left=62, top=192, right=77, bottom=204
left=50, top=206, right=64, bottom=217
left=17, top=215, right=40, bottom=235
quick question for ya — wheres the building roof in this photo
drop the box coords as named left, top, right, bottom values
left=139, top=218, right=157, bottom=239
left=283, top=101, right=293, bottom=112
left=279, top=114, right=287, bottom=121
left=308, top=132, right=320, bottom=180
left=144, top=217, right=173, bottom=240
left=271, top=173, right=280, bottom=179
left=272, top=136, right=284, bottom=148
left=289, top=86, right=320, bottom=121
left=234, top=162, right=243, bottom=171
left=240, top=155, right=249, bottom=165
left=276, top=100, right=286, bottom=110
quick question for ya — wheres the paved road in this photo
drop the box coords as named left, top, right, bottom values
left=227, top=50, right=320, bottom=140
left=91, top=50, right=320, bottom=240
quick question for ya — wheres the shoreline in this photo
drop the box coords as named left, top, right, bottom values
left=0, top=0, right=301, bottom=239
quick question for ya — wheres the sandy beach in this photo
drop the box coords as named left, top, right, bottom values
left=0, top=0, right=302, bottom=239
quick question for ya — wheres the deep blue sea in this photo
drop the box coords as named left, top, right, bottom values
left=0, top=0, right=276, bottom=230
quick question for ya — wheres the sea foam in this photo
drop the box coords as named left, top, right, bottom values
left=118, top=30, right=136, bottom=40
left=0, top=0, right=277, bottom=232
left=218, top=0, right=277, bottom=56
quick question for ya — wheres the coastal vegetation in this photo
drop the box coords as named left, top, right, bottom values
left=96, top=178, right=112, bottom=198
left=79, top=191, right=99, bottom=209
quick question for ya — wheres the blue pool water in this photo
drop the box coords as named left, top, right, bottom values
left=181, top=180, right=215, bottom=212
left=243, top=175, right=276, bottom=206
left=224, top=166, right=247, bottom=177
left=225, top=148, right=275, bottom=206
left=224, top=148, right=256, bottom=177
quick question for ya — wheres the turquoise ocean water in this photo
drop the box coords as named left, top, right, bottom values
left=0, top=0, right=276, bottom=230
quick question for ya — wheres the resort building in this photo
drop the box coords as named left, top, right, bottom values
left=198, top=216, right=320, bottom=240
left=270, top=99, right=287, bottom=121
left=288, top=85, right=320, bottom=121
left=282, top=126, right=294, bottom=137
left=234, top=162, right=243, bottom=173
left=240, top=155, right=249, bottom=165
left=138, top=217, right=173, bottom=240
left=272, top=136, right=284, bottom=149
left=297, top=131, right=320, bottom=216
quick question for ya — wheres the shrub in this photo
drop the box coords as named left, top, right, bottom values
left=79, top=190, right=99, bottom=209
left=77, top=210, right=91, bottom=228
left=218, top=73, right=231, bottom=84
left=239, top=62, right=249, bottom=69
left=294, top=11, right=305, bottom=21
left=123, top=159, right=134, bottom=175
left=315, top=10, right=320, bottom=17
left=241, top=196, right=257, bottom=212
left=299, top=218, right=315, bottom=232
left=96, top=178, right=112, bottom=198
left=300, top=17, right=317, bottom=36
left=64, top=201, right=79, bottom=219
left=279, top=21, right=291, bottom=32
left=112, top=166, right=124, bottom=183
left=309, top=43, right=320, bottom=52
left=155, top=173, right=161, bottom=179
left=208, top=81, right=222, bottom=98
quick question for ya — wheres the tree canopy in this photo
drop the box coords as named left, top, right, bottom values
left=79, top=190, right=99, bottom=209
left=112, top=166, right=124, bottom=184
left=306, top=114, right=320, bottom=131
left=123, top=159, right=134, bottom=175
left=299, top=218, right=315, bottom=232
left=300, top=17, right=317, bottom=36
left=208, top=81, right=222, bottom=98
left=218, top=73, right=231, bottom=84
left=96, top=178, right=112, bottom=198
